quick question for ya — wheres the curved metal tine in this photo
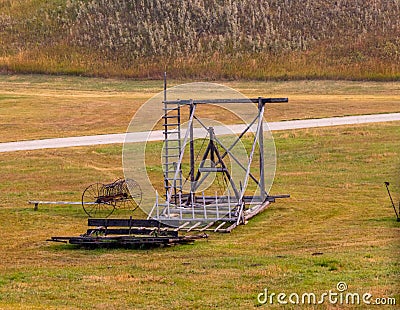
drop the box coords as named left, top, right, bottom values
left=96, top=186, right=114, bottom=217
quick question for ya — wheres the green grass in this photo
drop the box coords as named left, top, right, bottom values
left=0, top=122, right=398, bottom=309
left=0, top=75, right=398, bottom=308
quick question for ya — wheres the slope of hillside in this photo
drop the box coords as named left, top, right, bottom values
left=0, top=0, right=399, bottom=80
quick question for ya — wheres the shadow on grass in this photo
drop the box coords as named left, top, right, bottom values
left=366, top=216, right=400, bottom=223
left=46, top=239, right=200, bottom=251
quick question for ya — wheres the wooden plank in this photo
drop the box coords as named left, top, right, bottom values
left=49, top=233, right=208, bottom=247
left=244, top=201, right=270, bottom=221
left=199, top=221, right=215, bottom=231
left=164, top=98, right=288, bottom=105
left=28, top=200, right=96, bottom=210
left=214, top=222, right=227, bottom=232
left=88, top=218, right=163, bottom=228
left=187, top=222, right=201, bottom=232
left=86, top=228, right=178, bottom=237
left=174, top=221, right=190, bottom=231
left=225, top=222, right=237, bottom=233
left=66, top=235, right=199, bottom=246
left=28, top=201, right=94, bottom=205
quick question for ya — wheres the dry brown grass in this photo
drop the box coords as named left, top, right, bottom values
left=0, top=75, right=399, bottom=143
left=0, top=1, right=399, bottom=80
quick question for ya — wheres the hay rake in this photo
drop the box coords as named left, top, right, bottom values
left=82, top=178, right=142, bottom=218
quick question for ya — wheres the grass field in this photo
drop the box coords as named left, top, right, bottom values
left=1, top=1, right=399, bottom=80
left=0, top=74, right=399, bottom=142
left=0, top=76, right=399, bottom=309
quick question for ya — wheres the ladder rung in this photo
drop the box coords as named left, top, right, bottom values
left=165, top=175, right=182, bottom=179
left=165, top=139, right=181, bottom=142
left=163, top=107, right=179, bottom=111
left=163, top=154, right=180, bottom=158
left=163, top=131, right=180, bottom=134
left=164, top=144, right=181, bottom=147
left=163, top=123, right=180, bottom=127
left=162, top=115, right=180, bottom=119
left=165, top=146, right=181, bottom=150
left=163, top=101, right=181, bottom=105
left=198, top=167, right=227, bottom=173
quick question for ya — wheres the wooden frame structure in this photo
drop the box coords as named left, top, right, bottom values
left=147, top=78, right=289, bottom=232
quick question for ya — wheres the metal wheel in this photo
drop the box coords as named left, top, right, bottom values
left=82, top=183, right=115, bottom=218
left=115, top=178, right=142, bottom=212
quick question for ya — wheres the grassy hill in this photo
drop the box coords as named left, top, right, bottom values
left=0, top=0, right=399, bottom=80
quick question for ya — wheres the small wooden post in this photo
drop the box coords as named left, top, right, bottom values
left=215, top=191, right=219, bottom=219
left=202, top=191, right=207, bottom=219
left=228, top=189, right=231, bottom=219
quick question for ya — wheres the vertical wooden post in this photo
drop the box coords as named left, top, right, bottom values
left=156, top=191, right=159, bottom=219
left=258, top=97, right=266, bottom=201
left=228, top=189, right=231, bottom=219
left=189, top=101, right=195, bottom=196
left=163, top=72, right=167, bottom=102
left=190, top=192, right=195, bottom=219
left=215, top=191, right=219, bottom=219
left=202, top=191, right=207, bottom=219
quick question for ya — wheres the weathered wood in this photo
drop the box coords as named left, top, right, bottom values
left=86, top=228, right=178, bottom=237
left=225, top=222, right=237, bottom=233
left=199, top=221, right=215, bottom=231
left=214, top=222, right=227, bottom=232
left=28, top=200, right=93, bottom=210
left=164, top=98, right=288, bottom=105
left=174, top=221, right=190, bottom=231
left=187, top=222, right=201, bottom=232
left=88, top=218, right=164, bottom=228
left=49, top=233, right=207, bottom=247
left=244, top=201, right=271, bottom=221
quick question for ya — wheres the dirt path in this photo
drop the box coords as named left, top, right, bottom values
left=1, top=113, right=399, bottom=153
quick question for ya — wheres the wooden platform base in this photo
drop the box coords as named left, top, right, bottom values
left=48, top=217, right=208, bottom=248
left=49, top=234, right=207, bottom=248
left=47, top=199, right=278, bottom=248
